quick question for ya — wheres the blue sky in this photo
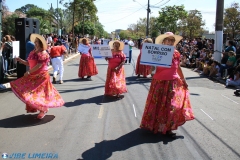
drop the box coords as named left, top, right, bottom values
left=6, top=0, right=235, bottom=33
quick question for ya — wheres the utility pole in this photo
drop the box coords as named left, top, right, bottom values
left=57, top=0, right=59, bottom=36
left=50, top=3, right=53, bottom=33
left=72, top=0, right=75, bottom=37
left=146, top=0, right=150, bottom=38
left=0, top=0, right=2, bottom=42
left=214, top=0, right=224, bottom=62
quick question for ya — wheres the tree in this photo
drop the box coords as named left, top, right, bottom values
left=178, top=10, right=205, bottom=38
left=2, top=13, right=19, bottom=36
left=62, top=0, right=98, bottom=36
left=74, top=21, right=95, bottom=35
left=119, top=30, right=130, bottom=40
left=15, top=4, right=38, bottom=14
left=223, top=2, right=240, bottom=38
left=156, top=5, right=188, bottom=34
left=149, top=17, right=160, bottom=38
left=94, top=22, right=107, bottom=38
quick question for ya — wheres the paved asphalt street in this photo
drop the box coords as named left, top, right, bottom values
left=0, top=48, right=240, bottom=160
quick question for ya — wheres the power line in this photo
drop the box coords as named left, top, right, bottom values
left=102, top=7, right=144, bottom=24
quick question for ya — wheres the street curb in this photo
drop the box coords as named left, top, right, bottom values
left=0, top=53, right=80, bottom=91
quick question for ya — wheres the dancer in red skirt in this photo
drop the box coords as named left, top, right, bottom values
left=11, top=34, right=64, bottom=119
left=140, top=32, right=194, bottom=137
left=104, top=40, right=127, bottom=99
left=135, top=38, right=153, bottom=78
left=78, top=38, right=98, bottom=80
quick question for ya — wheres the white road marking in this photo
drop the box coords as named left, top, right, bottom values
left=221, top=94, right=239, bottom=104
left=200, top=109, right=214, bottom=120
left=132, top=104, right=137, bottom=117
left=98, top=105, right=104, bottom=119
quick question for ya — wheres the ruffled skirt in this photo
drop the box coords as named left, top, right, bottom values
left=135, top=54, right=151, bottom=77
left=78, top=56, right=98, bottom=77
left=105, top=67, right=127, bottom=96
left=140, top=78, right=194, bottom=134
left=10, top=71, right=64, bottom=112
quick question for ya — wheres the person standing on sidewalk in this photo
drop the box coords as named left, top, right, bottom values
left=50, top=40, right=67, bottom=84
left=11, top=34, right=64, bottom=119
left=78, top=38, right=98, bottom=80
left=140, top=32, right=194, bottom=137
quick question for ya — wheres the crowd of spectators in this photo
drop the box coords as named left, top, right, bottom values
left=177, top=37, right=240, bottom=88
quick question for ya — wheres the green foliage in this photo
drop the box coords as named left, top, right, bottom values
left=95, top=22, right=108, bottom=38
left=157, top=5, right=188, bottom=33
left=74, top=21, right=95, bottom=35
left=2, top=1, right=110, bottom=37
left=224, top=2, right=240, bottom=38
left=119, top=30, right=130, bottom=39
left=63, top=0, right=98, bottom=35
left=15, top=4, right=37, bottom=14
left=178, top=10, right=205, bottom=38
left=2, top=13, right=19, bottom=35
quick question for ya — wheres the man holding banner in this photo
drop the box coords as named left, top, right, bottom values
left=140, top=32, right=194, bottom=137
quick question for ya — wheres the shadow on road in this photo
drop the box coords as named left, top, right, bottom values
left=64, top=95, right=125, bottom=107
left=190, top=93, right=200, bottom=96
left=0, top=114, right=55, bottom=128
left=58, top=85, right=104, bottom=94
left=125, top=76, right=152, bottom=85
left=80, top=128, right=183, bottom=160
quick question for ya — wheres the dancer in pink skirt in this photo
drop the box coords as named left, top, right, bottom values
left=11, top=34, right=64, bottom=119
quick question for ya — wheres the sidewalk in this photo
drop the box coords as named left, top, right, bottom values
left=191, top=69, right=240, bottom=90
left=0, top=53, right=80, bottom=91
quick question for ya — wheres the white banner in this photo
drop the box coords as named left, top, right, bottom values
left=123, top=44, right=129, bottom=59
left=91, top=45, right=102, bottom=58
left=12, top=41, right=20, bottom=58
left=78, top=44, right=90, bottom=54
left=99, top=45, right=112, bottom=57
left=91, top=44, right=129, bottom=59
left=140, top=43, right=174, bottom=68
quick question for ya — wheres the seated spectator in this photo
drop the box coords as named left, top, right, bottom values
left=209, top=60, right=221, bottom=78
left=221, top=40, right=235, bottom=64
left=227, top=57, right=240, bottom=79
left=194, top=59, right=205, bottom=72
left=218, top=51, right=236, bottom=77
left=236, top=45, right=240, bottom=60
left=226, top=66, right=240, bottom=87
left=180, top=54, right=190, bottom=67
left=201, top=59, right=213, bottom=75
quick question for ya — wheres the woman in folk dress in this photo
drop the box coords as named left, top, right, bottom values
left=104, top=40, right=127, bottom=99
left=140, top=32, right=194, bottom=137
left=11, top=34, right=64, bottom=119
left=135, top=38, right=153, bottom=78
